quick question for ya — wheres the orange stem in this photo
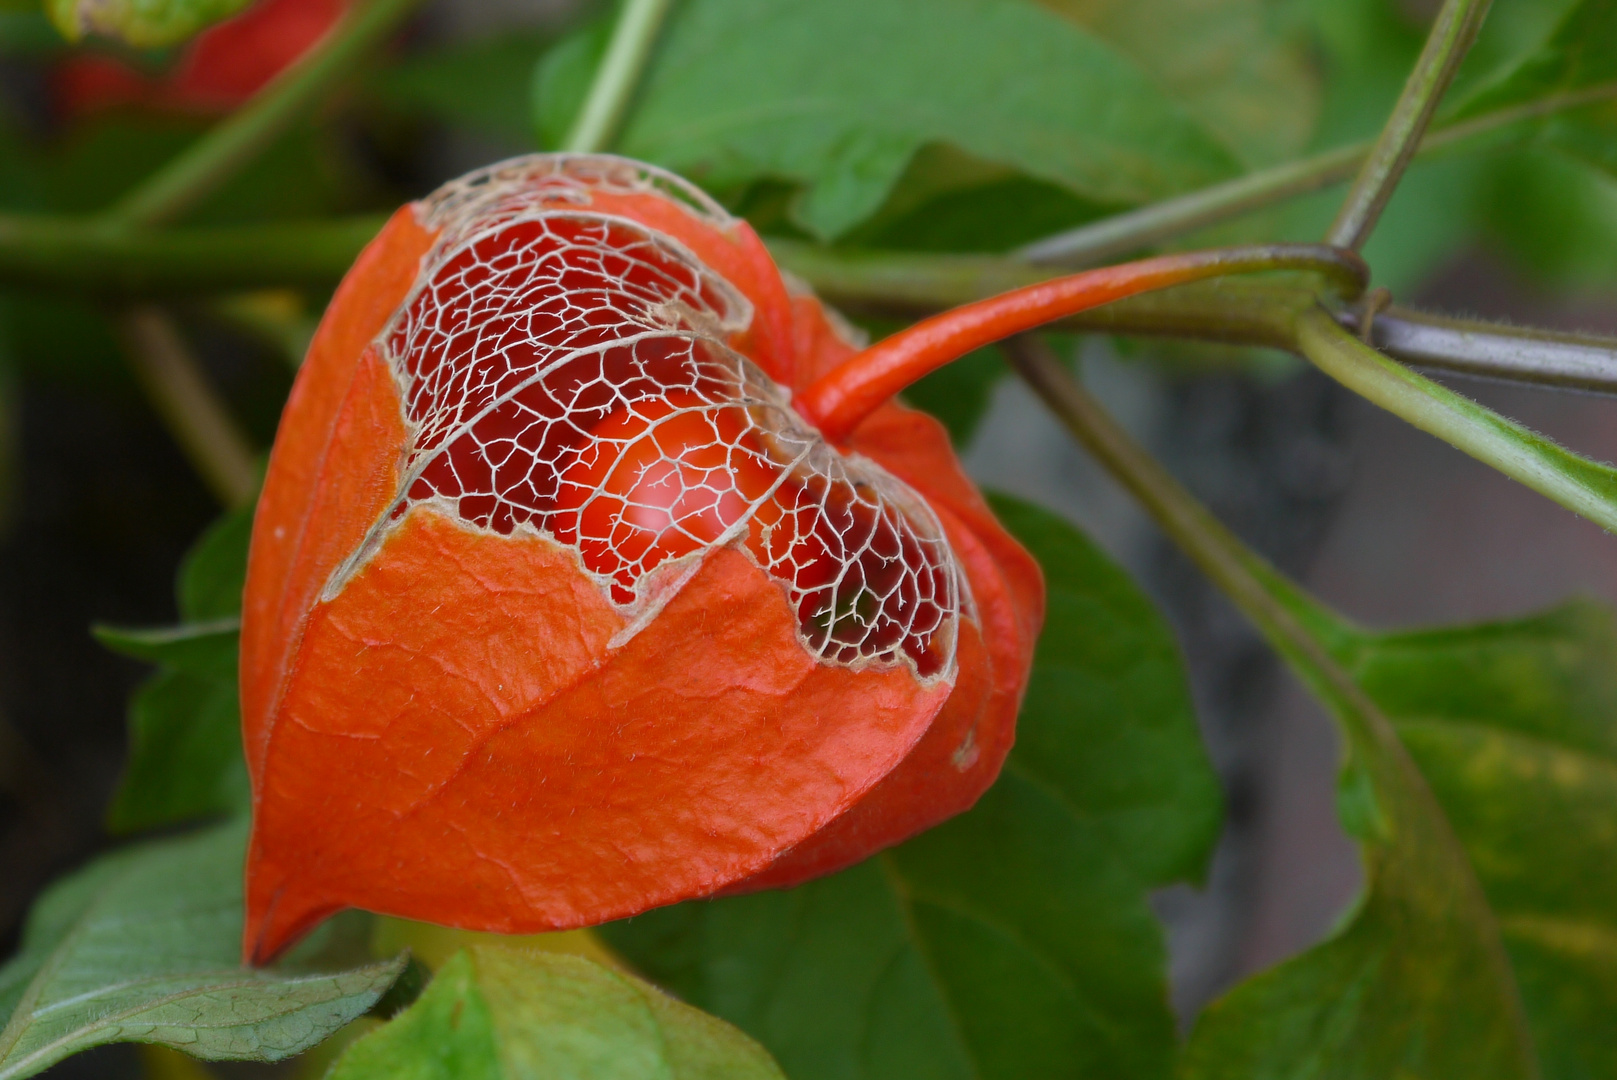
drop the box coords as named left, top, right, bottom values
left=796, top=244, right=1367, bottom=443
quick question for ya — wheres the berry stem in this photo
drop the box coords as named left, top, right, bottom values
left=796, top=244, right=1367, bottom=442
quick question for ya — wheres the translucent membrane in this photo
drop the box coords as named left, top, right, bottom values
left=363, top=157, right=962, bottom=679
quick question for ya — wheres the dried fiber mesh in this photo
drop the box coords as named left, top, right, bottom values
left=417, top=154, right=737, bottom=249
left=369, top=156, right=962, bottom=680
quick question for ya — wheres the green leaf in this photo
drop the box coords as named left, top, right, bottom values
left=329, top=948, right=784, bottom=1080
left=0, top=821, right=405, bottom=1079
left=530, top=13, right=608, bottom=150
left=177, top=499, right=252, bottom=621
left=368, top=29, right=557, bottom=146
left=95, top=621, right=247, bottom=833
left=1036, top=0, right=1319, bottom=168
left=545, top=0, right=1241, bottom=239
left=1340, top=600, right=1617, bottom=1080
left=1477, top=148, right=1617, bottom=287
left=95, top=505, right=253, bottom=833
left=47, top=0, right=253, bottom=48
left=602, top=495, right=1221, bottom=1079
left=1, top=114, right=361, bottom=224
left=1451, top=0, right=1617, bottom=235
left=1457, top=0, right=1617, bottom=118
left=0, top=9, right=64, bottom=54
left=1181, top=564, right=1537, bottom=1079
left=852, top=155, right=1111, bottom=253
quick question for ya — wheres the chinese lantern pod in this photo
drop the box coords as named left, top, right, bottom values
left=242, top=155, right=1042, bottom=964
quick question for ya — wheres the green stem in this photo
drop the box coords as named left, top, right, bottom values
left=1015, top=79, right=1617, bottom=268
left=562, top=0, right=676, bottom=154
left=0, top=214, right=388, bottom=294
left=8, top=218, right=1617, bottom=396
left=1294, top=304, right=1617, bottom=531
left=1004, top=334, right=1375, bottom=729
left=105, top=0, right=425, bottom=227
left=90, top=0, right=420, bottom=509
left=1017, top=145, right=1360, bottom=267
left=1351, top=305, right=1617, bottom=395
left=116, top=306, right=259, bottom=507
left=0, top=83, right=1605, bottom=287
left=1327, top=0, right=1492, bottom=250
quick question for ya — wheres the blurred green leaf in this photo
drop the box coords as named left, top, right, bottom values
left=368, top=29, right=556, bottom=146
left=95, top=621, right=246, bottom=833
left=1477, top=148, right=1617, bottom=285
left=0, top=296, right=128, bottom=392
left=0, top=821, right=405, bottom=1079
left=47, top=0, right=252, bottom=48
left=95, top=504, right=252, bottom=833
left=542, top=0, right=1241, bottom=239
left=1539, top=101, right=1617, bottom=179
left=1341, top=600, right=1617, bottom=1080
left=177, top=498, right=251, bottom=620
left=95, top=618, right=237, bottom=670
left=531, top=13, right=606, bottom=151
left=329, top=947, right=784, bottom=1080
left=1, top=115, right=361, bottom=222
left=1457, top=0, right=1617, bottom=118
left=603, top=495, right=1221, bottom=1080
left=1447, top=0, right=1617, bottom=270
left=0, top=9, right=64, bottom=54
left=1037, top=0, right=1319, bottom=168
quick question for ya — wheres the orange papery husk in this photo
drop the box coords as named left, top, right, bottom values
left=240, top=156, right=1043, bottom=964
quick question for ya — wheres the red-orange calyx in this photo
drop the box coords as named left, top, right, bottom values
left=239, top=155, right=1043, bottom=965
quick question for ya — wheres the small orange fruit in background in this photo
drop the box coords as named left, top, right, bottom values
left=54, top=0, right=347, bottom=117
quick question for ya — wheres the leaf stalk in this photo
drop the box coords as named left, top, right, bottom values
left=561, top=0, right=677, bottom=154
left=1293, top=305, right=1617, bottom=532
left=116, top=307, right=259, bottom=507
left=1014, top=75, right=1617, bottom=268
left=1004, top=335, right=1372, bottom=728
left=1349, top=306, right=1617, bottom=396
left=1326, top=0, right=1493, bottom=250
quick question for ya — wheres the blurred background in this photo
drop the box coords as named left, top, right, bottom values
left=1, top=0, right=1615, bottom=1072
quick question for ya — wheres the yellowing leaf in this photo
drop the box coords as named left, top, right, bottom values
left=47, top=0, right=254, bottom=48
left=329, top=948, right=783, bottom=1080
